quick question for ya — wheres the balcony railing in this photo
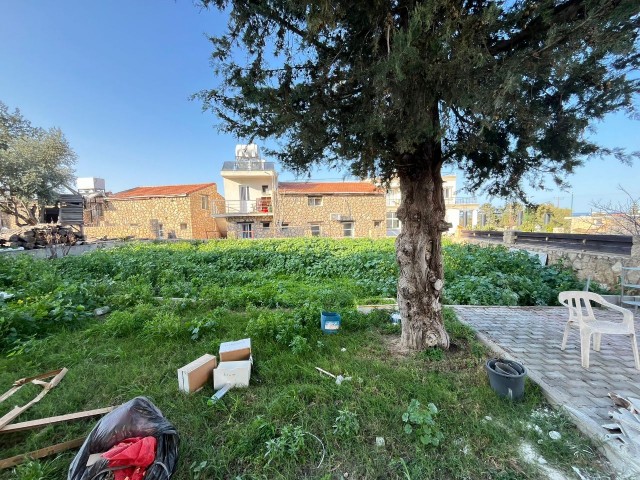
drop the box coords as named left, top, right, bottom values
left=445, top=196, right=478, bottom=205
left=221, top=161, right=276, bottom=172
left=386, top=196, right=478, bottom=207
left=213, top=199, right=273, bottom=216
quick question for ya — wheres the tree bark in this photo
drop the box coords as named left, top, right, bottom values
left=396, top=149, right=450, bottom=350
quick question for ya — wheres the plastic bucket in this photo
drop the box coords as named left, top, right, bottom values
left=320, top=311, right=341, bottom=334
left=485, top=358, right=526, bottom=400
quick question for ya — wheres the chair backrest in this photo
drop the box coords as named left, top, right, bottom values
left=558, top=291, right=603, bottom=325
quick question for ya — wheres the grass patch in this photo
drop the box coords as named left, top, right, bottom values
left=0, top=240, right=609, bottom=479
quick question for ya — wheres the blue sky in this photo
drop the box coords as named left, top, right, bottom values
left=1, top=0, right=638, bottom=212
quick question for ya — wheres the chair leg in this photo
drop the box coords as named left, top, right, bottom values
left=631, top=334, right=640, bottom=371
left=580, top=330, right=591, bottom=368
left=561, top=321, right=572, bottom=350
left=594, top=333, right=602, bottom=352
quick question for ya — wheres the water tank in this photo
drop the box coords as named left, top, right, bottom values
left=76, top=177, right=106, bottom=193
left=235, top=144, right=259, bottom=160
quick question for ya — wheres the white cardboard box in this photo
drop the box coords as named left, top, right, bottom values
left=178, top=353, right=217, bottom=393
left=213, top=358, right=252, bottom=390
left=219, top=338, right=252, bottom=362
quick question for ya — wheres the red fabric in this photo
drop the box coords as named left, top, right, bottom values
left=102, top=436, right=157, bottom=480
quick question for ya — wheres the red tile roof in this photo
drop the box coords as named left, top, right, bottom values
left=111, top=183, right=216, bottom=199
left=278, top=182, right=383, bottom=194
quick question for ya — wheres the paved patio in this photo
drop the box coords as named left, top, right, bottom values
left=452, top=306, right=640, bottom=476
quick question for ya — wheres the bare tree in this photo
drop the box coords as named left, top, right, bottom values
left=589, top=186, right=640, bottom=235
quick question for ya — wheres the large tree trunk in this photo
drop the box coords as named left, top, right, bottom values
left=396, top=151, right=450, bottom=351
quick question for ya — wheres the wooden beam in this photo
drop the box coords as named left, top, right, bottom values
left=0, top=437, right=85, bottom=470
left=0, top=368, right=68, bottom=430
left=0, top=406, right=115, bottom=434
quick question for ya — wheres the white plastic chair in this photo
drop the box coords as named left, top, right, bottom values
left=558, top=291, right=640, bottom=370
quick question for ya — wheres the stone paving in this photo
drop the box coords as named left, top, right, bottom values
left=452, top=306, right=640, bottom=475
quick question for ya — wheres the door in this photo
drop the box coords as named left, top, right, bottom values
left=239, top=185, right=250, bottom=213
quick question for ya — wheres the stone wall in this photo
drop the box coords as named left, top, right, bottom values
left=462, top=235, right=640, bottom=289
left=276, top=192, right=387, bottom=238
left=84, top=187, right=224, bottom=240
left=189, top=185, right=225, bottom=239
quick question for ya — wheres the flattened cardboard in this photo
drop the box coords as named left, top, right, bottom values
left=213, top=358, right=252, bottom=390
left=219, top=338, right=252, bottom=362
left=178, top=354, right=217, bottom=393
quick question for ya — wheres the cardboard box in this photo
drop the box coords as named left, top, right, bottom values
left=178, top=354, right=217, bottom=393
left=219, top=338, right=252, bottom=362
left=213, top=358, right=252, bottom=390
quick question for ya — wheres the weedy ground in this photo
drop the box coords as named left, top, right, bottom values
left=0, top=239, right=609, bottom=479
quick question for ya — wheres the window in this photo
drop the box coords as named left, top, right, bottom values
left=444, top=187, right=453, bottom=199
left=342, top=222, right=354, bottom=237
left=180, top=223, right=188, bottom=230
left=386, top=189, right=401, bottom=207
left=158, top=223, right=164, bottom=238
left=543, top=213, right=552, bottom=225
left=280, top=222, right=289, bottom=232
left=262, top=185, right=269, bottom=194
left=387, top=212, right=400, bottom=229
left=310, top=224, right=321, bottom=237
left=308, top=196, right=323, bottom=207
left=459, top=210, right=471, bottom=228
left=240, top=223, right=253, bottom=239
left=374, top=220, right=382, bottom=228
left=262, top=222, right=271, bottom=229
left=201, top=195, right=209, bottom=210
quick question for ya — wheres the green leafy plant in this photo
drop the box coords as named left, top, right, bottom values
left=402, top=399, right=444, bottom=447
left=264, top=425, right=306, bottom=465
left=333, top=409, right=360, bottom=438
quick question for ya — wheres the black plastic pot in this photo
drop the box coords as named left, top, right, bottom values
left=485, top=358, right=526, bottom=400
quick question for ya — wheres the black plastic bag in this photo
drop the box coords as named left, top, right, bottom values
left=68, top=396, right=179, bottom=480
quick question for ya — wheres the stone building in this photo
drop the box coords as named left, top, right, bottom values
left=385, top=174, right=480, bottom=235
left=214, top=144, right=386, bottom=239
left=274, top=182, right=386, bottom=238
left=84, top=183, right=225, bottom=240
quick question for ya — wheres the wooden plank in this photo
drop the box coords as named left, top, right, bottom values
left=0, top=437, right=85, bottom=470
left=0, top=407, right=114, bottom=434
left=0, top=368, right=68, bottom=430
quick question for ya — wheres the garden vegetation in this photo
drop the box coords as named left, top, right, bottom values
left=0, top=239, right=607, bottom=479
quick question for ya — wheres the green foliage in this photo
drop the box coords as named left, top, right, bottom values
left=402, top=399, right=444, bottom=447
left=199, top=1, right=639, bottom=198
left=142, top=310, right=186, bottom=339
left=0, top=101, right=77, bottom=225
left=333, top=409, right=360, bottom=438
left=0, top=239, right=592, bottom=352
left=264, top=425, right=306, bottom=465
left=0, top=240, right=610, bottom=479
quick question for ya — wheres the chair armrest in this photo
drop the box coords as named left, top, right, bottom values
left=598, top=298, right=635, bottom=329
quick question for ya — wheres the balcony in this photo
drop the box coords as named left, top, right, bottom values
left=221, top=161, right=276, bottom=172
left=386, top=196, right=478, bottom=207
left=212, top=198, right=273, bottom=217
left=445, top=196, right=478, bottom=206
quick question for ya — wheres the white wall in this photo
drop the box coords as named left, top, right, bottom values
left=221, top=176, right=275, bottom=203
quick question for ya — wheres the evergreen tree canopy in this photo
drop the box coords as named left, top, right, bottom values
left=198, top=0, right=639, bottom=198
left=198, top=0, right=639, bottom=350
